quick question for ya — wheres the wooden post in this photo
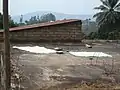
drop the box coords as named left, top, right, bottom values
left=0, top=51, right=4, bottom=90
left=0, top=51, right=1, bottom=90
left=3, top=0, right=11, bottom=90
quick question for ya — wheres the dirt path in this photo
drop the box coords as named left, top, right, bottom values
left=11, top=43, right=120, bottom=90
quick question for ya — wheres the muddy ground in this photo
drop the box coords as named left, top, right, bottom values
left=11, top=42, right=120, bottom=90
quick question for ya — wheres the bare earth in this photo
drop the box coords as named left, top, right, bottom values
left=11, top=43, right=120, bottom=90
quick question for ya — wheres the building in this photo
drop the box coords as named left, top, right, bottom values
left=0, top=19, right=84, bottom=43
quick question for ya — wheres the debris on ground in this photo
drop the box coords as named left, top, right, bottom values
left=85, top=44, right=92, bottom=48
left=54, top=47, right=63, bottom=51
left=56, top=51, right=64, bottom=54
left=54, top=47, right=64, bottom=54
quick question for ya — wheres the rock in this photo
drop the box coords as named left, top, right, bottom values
left=85, top=44, right=92, bottom=48
left=54, top=47, right=63, bottom=51
left=56, top=51, right=64, bottom=54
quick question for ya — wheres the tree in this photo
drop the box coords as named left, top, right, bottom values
left=9, top=16, right=19, bottom=27
left=92, top=0, right=120, bottom=40
left=19, top=15, right=25, bottom=26
left=25, top=13, right=56, bottom=25
left=93, top=0, right=120, bottom=27
left=82, top=19, right=98, bottom=35
left=0, top=13, right=18, bottom=29
left=40, top=13, right=56, bottom=22
left=88, top=32, right=98, bottom=39
left=25, top=16, right=39, bottom=25
left=37, top=15, right=40, bottom=22
left=20, top=15, right=23, bottom=23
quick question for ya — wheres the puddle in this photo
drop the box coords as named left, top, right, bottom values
left=69, top=52, right=112, bottom=57
left=13, top=46, right=56, bottom=54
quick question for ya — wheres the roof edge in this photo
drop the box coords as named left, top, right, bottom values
left=0, top=19, right=81, bottom=32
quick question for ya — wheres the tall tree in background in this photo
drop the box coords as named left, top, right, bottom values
left=37, top=15, right=40, bottom=22
left=40, top=13, right=56, bottom=22
left=25, top=16, right=40, bottom=25
left=25, top=13, right=56, bottom=25
left=19, top=15, right=25, bottom=26
left=93, top=0, right=120, bottom=27
left=20, top=15, right=23, bottom=23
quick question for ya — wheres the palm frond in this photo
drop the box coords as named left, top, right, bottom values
left=107, top=11, right=116, bottom=23
left=115, top=2, right=120, bottom=8
left=96, top=12, right=108, bottom=26
left=94, top=5, right=109, bottom=11
left=112, top=11, right=120, bottom=19
left=96, top=11, right=120, bottom=27
left=114, top=2, right=120, bottom=11
left=93, top=12, right=107, bottom=26
left=100, top=0, right=110, bottom=7
left=94, top=0, right=120, bottom=27
left=93, top=12, right=104, bottom=18
left=108, top=0, right=119, bottom=8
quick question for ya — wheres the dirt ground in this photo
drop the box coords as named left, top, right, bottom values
left=11, top=42, right=120, bottom=90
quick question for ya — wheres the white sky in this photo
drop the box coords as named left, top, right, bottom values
left=0, top=0, right=101, bottom=16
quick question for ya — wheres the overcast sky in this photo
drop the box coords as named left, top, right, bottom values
left=0, top=0, right=101, bottom=16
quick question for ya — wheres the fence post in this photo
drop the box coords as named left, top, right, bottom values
left=0, top=51, right=1, bottom=90
left=3, top=0, right=11, bottom=89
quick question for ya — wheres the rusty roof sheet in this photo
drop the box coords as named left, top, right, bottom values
left=0, top=19, right=81, bottom=32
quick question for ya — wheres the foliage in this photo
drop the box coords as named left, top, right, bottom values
left=88, top=30, right=120, bottom=40
left=82, top=19, right=98, bottom=35
left=9, top=17, right=19, bottom=28
left=93, top=0, right=120, bottom=27
left=25, top=16, right=40, bottom=25
left=19, top=15, right=25, bottom=26
left=25, top=13, right=56, bottom=25
left=0, top=13, right=18, bottom=30
left=91, top=0, right=120, bottom=40
left=88, top=32, right=98, bottom=39
left=40, top=13, right=56, bottom=22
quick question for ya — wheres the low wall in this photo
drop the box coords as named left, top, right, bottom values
left=82, top=40, right=120, bottom=43
left=9, top=22, right=83, bottom=43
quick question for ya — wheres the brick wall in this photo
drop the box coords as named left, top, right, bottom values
left=1, top=21, right=83, bottom=43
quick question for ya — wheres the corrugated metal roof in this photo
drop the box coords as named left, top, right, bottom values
left=0, top=19, right=81, bottom=32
